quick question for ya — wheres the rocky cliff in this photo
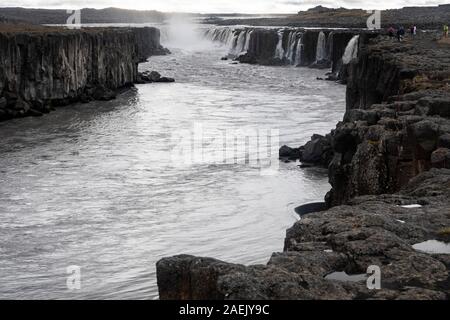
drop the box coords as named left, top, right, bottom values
left=0, top=26, right=167, bottom=121
left=158, top=169, right=450, bottom=300
left=205, top=26, right=375, bottom=72
left=157, top=34, right=450, bottom=300
left=316, top=35, right=449, bottom=206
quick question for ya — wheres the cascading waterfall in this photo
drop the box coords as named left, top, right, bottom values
left=286, top=32, right=297, bottom=63
left=274, top=29, right=302, bottom=65
left=234, top=31, right=247, bottom=54
left=225, top=30, right=235, bottom=48
left=206, top=27, right=233, bottom=44
left=315, top=31, right=327, bottom=62
left=294, top=35, right=303, bottom=66
left=243, top=30, right=253, bottom=53
left=204, top=26, right=354, bottom=70
left=228, top=30, right=240, bottom=55
left=342, top=35, right=360, bottom=64
left=274, top=30, right=285, bottom=60
left=326, top=32, right=334, bottom=61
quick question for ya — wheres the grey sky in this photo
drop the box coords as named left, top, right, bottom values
left=1, top=0, right=449, bottom=13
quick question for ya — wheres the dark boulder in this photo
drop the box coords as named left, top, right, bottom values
left=300, top=134, right=333, bottom=166
left=236, top=52, right=257, bottom=64
left=156, top=255, right=245, bottom=300
left=409, top=120, right=440, bottom=157
left=419, top=97, right=450, bottom=118
left=279, top=145, right=300, bottom=160
left=294, top=202, right=327, bottom=216
left=138, top=71, right=175, bottom=83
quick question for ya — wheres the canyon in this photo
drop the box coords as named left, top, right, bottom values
left=0, top=10, right=448, bottom=300
left=157, top=32, right=450, bottom=300
left=0, top=25, right=168, bottom=121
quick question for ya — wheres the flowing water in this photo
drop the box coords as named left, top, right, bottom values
left=0, top=33, right=345, bottom=299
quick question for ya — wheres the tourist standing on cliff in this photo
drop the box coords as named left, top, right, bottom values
left=444, top=24, right=449, bottom=37
left=388, top=26, right=396, bottom=38
left=397, top=26, right=405, bottom=42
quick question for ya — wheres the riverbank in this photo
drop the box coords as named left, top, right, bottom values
left=156, top=34, right=450, bottom=300
left=0, top=24, right=169, bottom=121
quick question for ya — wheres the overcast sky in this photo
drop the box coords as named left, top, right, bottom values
left=1, top=0, right=449, bottom=13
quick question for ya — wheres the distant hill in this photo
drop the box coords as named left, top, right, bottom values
left=213, top=4, right=450, bottom=29
left=0, top=7, right=166, bottom=25
left=0, top=15, right=11, bottom=23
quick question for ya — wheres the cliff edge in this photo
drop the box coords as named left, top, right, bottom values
left=156, top=34, right=450, bottom=300
left=0, top=25, right=168, bottom=121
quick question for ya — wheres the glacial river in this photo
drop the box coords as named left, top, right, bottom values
left=0, top=35, right=345, bottom=299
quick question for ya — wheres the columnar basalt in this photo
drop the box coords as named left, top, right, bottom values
left=204, top=26, right=377, bottom=73
left=0, top=26, right=167, bottom=121
left=282, top=34, right=450, bottom=206
left=157, top=169, right=450, bottom=300
left=327, top=35, right=450, bottom=206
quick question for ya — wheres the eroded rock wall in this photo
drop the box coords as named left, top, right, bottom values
left=0, top=26, right=165, bottom=120
left=205, top=26, right=367, bottom=70
left=326, top=35, right=450, bottom=206
left=157, top=169, right=450, bottom=300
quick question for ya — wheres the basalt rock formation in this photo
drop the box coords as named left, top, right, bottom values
left=285, top=34, right=450, bottom=206
left=157, top=34, right=450, bottom=300
left=133, top=27, right=170, bottom=62
left=136, top=71, right=175, bottom=84
left=0, top=25, right=168, bottom=121
left=324, top=35, right=450, bottom=206
left=158, top=169, right=450, bottom=300
left=205, top=26, right=376, bottom=72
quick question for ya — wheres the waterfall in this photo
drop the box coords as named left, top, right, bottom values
left=234, top=31, right=247, bottom=55
left=294, top=35, right=303, bottom=66
left=274, top=29, right=300, bottom=64
left=342, top=35, right=360, bottom=64
left=315, top=31, right=327, bottom=62
left=326, top=32, right=334, bottom=61
left=228, top=31, right=240, bottom=55
left=243, top=30, right=253, bottom=53
left=274, top=30, right=285, bottom=60
left=286, top=32, right=297, bottom=64
left=203, top=26, right=243, bottom=56
left=204, top=27, right=233, bottom=44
